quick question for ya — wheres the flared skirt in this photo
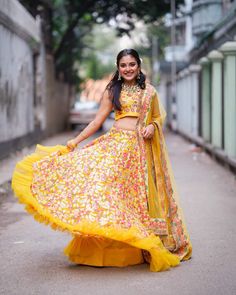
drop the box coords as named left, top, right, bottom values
left=12, top=126, right=180, bottom=271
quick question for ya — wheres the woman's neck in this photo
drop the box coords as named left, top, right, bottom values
left=123, top=80, right=137, bottom=86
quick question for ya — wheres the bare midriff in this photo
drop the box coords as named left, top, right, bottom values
left=113, top=116, right=138, bottom=131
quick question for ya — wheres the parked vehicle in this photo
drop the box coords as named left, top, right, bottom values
left=109, top=110, right=115, bottom=119
left=69, top=101, right=99, bottom=130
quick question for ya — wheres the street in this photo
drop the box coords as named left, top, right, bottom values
left=0, top=124, right=236, bottom=295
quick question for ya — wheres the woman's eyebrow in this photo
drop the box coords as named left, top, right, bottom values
left=120, top=62, right=137, bottom=65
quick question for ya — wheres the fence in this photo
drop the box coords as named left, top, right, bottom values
left=174, top=40, right=236, bottom=170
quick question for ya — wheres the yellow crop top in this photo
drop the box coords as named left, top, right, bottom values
left=114, top=86, right=142, bottom=121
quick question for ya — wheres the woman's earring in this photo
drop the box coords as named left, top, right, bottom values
left=137, top=72, right=141, bottom=80
left=118, top=72, right=121, bottom=80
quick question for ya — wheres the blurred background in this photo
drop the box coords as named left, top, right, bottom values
left=0, top=0, right=236, bottom=172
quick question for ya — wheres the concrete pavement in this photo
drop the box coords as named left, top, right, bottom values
left=0, top=123, right=236, bottom=295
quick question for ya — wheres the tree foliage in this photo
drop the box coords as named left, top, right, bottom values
left=20, top=0, right=184, bottom=84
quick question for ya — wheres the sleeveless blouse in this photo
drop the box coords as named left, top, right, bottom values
left=114, top=87, right=142, bottom=121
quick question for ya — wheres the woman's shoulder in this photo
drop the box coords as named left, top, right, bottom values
left=145, top=82, right=157, bottom=96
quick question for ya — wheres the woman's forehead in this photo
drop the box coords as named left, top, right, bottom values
left=119, top=55, right=137, bottom=64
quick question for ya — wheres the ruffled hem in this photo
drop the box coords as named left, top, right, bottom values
left=11, top=144, right=180, bottom=272
left=64, top=235, right=145, bottom=267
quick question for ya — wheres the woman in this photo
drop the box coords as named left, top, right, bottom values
left=12, top=49, right=192, bottom=272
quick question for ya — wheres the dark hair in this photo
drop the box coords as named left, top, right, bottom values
left=106, top=49, right=146, bottom=110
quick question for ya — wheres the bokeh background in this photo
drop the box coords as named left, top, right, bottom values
left=1, top=0, right=236, bottom=172
left=1, top=3, right=236, bottom=294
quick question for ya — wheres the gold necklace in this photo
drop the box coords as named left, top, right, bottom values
left=121, top=83, right=141, bottom=93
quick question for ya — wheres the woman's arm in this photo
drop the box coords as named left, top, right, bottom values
left=67, top=90, right=113, bottom=149
left=142, top=124, right=155, bottom=139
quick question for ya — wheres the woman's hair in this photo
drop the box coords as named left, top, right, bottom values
left=106, top=48, right=146, bottom=110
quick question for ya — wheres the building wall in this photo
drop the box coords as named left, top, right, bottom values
left=174, top=42, right=236, bottom=169
left=0, top=0, right=40, bottom=143
left=0, top=23, right=34, bottom=141
left=0, top=0, right=73, bottom=159
left=161, top=0, right=236, bottom=171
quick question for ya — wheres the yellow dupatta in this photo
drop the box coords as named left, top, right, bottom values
left=137, top=83, right=192, bottom=261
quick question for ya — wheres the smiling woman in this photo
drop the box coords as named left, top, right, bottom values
left=119, top=56, right=140, bottom=81
left=12, top=48, right=192, bottom=272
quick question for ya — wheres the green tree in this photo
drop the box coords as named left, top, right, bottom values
left=20, top=0, right=184, bottom=84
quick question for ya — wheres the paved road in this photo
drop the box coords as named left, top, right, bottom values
left=0, top=125, right=236, bottom=295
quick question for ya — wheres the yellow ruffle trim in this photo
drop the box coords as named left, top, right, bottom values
left=64, top=235, right=145, bottom=267
left=11, top=144, right=180, bottom=272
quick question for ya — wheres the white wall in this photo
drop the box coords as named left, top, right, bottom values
left=0, top=0, right=40, bottom=141
left=0, top=0, right=73, bottom=158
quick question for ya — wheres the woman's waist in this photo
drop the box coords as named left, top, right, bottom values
left=113, top=117, right=138, bottom=131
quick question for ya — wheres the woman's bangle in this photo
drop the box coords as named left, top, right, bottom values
left=150, top=122, right=156, bottom=129
left=67, top=141, right=77, bottom=149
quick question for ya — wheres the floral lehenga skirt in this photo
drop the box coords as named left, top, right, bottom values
left=12, top=125, right=180, bottom=271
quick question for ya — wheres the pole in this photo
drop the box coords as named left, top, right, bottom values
left=152, top=35, right=159, bottom=86
left=171, top=0, right=177, bottom=131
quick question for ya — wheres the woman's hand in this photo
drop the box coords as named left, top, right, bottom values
left=142, top=124, right=155, bottom=139
left=66, top=139, right=78, bottom=151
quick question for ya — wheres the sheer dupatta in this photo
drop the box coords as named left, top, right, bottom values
left=136, top=83, right=192, bottom=261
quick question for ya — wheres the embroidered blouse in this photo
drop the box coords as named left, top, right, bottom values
left=114, top=87, right=142, bottom=121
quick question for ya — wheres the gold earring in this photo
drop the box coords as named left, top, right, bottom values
left=118, top=72, right=121, bottom=80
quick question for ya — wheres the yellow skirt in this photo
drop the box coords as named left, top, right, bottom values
left=12, top=126, right=180, bottom=271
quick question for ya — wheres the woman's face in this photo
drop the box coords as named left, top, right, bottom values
left=118, top=55, right=140, bottom=84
